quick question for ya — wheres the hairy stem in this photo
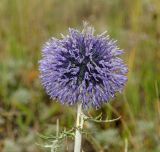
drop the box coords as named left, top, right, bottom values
left=74, top=103, right=84, bottom=152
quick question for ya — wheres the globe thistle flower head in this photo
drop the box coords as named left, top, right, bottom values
left=39, top=24, right=128, bottom=109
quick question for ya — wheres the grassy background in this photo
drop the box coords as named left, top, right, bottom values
left=0, top=0, right=160, bottom=151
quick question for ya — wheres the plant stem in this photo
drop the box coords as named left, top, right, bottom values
left=74, top=103, right=83, bottom=152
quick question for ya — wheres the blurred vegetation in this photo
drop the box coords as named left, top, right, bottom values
left=0, top=0, right=160, bottom=151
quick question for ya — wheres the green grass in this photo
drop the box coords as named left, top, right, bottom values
left=0, top=0, right=160, bottom=151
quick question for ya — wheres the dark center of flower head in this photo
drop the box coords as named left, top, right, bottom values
left=76, top=56, right=90, bottom=84
left=61, top=44, right=104, bottom=88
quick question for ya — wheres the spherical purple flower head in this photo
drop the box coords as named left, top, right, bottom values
left=39, top=24, right=128, bottom=109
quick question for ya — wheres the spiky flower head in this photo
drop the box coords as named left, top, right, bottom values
left=39, top=24, right=128, bottom=109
